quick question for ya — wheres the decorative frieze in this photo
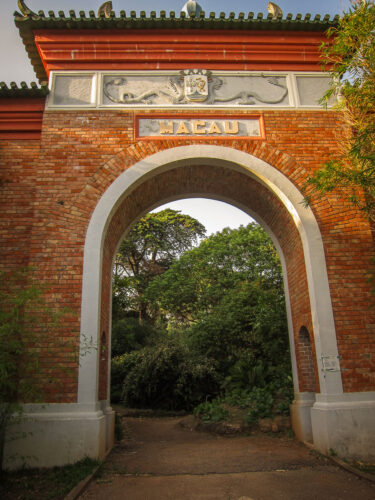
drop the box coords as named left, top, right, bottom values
left=103, top=71, right=289, bottom=107
left=47, top=71, right=333, bottom=109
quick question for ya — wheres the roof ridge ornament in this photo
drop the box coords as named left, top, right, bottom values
left=267, top=2, right=283, bottom=19
left=16, top=0, right=36, bottom=18
left=181, top=1, right=203, bottom=18
left=97, top=2, right=113, bottom=19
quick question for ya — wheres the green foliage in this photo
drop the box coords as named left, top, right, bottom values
left=194, top=399, right=229, bottom=423
left=274, top=384, right=295, bottom=415
left=193, top=382, right=294, bottom=426
left=245, top=387, right=274, bottom=424
left=147, top=223, right=283, bottom=326
left=118, top=340, right=220, bottom=411
left=0, top=457, right=99, bottom=500
left=147, top=223, right=289, bottom=378
left=113, top=222, right=292, bottom=418
left=111, top=350, right=141, bottom=403
left=305, top=1, right=375, bottom=220
left=113, top=209, right=206, bottom=321
left=111, top=317, right=158, bottom=357
left=223, top=357, right=270, bottom=393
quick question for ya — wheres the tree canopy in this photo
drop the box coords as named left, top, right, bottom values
left=146, top=223, right=289, bottom=376
left=305, top=1, right=375, bottom=220
left=146, top=223, right=283, bottom=327
left=112, top=208, right=206, bottom=322
left=112, top=222, right=291, bottom=412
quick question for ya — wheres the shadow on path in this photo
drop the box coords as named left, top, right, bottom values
left=80, top=415, right=375, bottom=500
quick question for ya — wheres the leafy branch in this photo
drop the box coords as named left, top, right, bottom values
left=304, top=1, right=375, bottom=221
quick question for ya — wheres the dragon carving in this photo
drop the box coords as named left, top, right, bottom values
left=207, top=76, right=288, bottom=105
left=103, top=73, right=288, bottom=106
left=103, top=76, right=186, bottom=105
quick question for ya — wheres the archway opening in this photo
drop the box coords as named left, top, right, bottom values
left=109, top=198, right=295, bottom=423
left=95, top=160, right=310, bottom=398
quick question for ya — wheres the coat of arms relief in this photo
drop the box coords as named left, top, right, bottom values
left=183, top=69, right=209, bottom=102
left=102, top=70, right=289, bottom=106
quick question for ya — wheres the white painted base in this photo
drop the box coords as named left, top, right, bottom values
left=311, top=392, right=375, bottom=460
left=4, top=403, right=114, bottom=470
left=5, top=393, right=375, bottom=468
left=290, top=392, right=315, bottom=443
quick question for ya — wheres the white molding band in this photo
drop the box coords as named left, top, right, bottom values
left=46, top=70, right=333, bottom=110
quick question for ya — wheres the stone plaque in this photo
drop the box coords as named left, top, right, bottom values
left=136, top=116, right=263, bottom=139
left=321, top=355, right=341, bottom=372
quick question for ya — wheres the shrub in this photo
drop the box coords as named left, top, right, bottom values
left=111, top=351, right=140, bottom=403
left=273, top=383, right=294, bottom=415
left=193, top=380, right=294, bottom=428
left=245, top=387, right=274, bottom=424
left=111, top=318, right=157, bottom=357
left=120, top=341, right=220, bottom=411
left=194, top=399, right=229, bottom=423
left=222, top=356, right=268, bottom=392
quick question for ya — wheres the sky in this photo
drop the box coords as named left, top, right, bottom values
left=155, top=199, right=256, bottom=236
left=0, top=0, right=352, bottom=235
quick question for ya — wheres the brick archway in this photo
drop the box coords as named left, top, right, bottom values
left=4, top=140, right=375, bottom=468
left=77, top=144, right=342, bottom=450
left=4, top=6, right=375, bottom=468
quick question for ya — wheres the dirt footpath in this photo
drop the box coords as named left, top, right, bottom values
left=79, top=416, right=375, bottom=500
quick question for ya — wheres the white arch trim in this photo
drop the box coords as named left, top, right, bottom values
left=78, top=145, right=343, bottom=405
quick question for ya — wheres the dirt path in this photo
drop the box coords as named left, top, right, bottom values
left=80, top=415, right=375, bottom=500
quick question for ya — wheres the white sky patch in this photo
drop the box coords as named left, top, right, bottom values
left=154, top=198, right=255, bottom=236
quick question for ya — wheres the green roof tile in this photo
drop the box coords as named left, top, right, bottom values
left=0, top=81, right=49, bottom=98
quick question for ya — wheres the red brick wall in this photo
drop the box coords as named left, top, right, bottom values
left=297, top=327, right=317, bottom=393
left=1, top=108, right=374, bottom=402
left=0, top=140, right=39, bottom=270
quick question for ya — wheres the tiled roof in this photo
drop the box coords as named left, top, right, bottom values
left=14, top=9, right=339, bottom=83
left=0, top=81, right=49, bottom=97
